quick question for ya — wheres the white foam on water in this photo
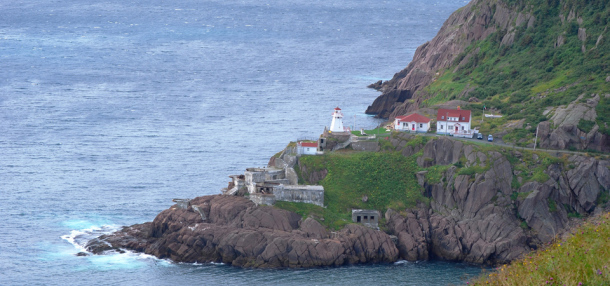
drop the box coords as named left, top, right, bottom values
left=394, top=260, right=410, bottom=265
left=84, top=250, right=173, bottom=270
left=58, top=223, right=174, bottom=271
left=61, top=224, right=120, bottom=252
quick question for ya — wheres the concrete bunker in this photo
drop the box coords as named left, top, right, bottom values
left=352, top=209, right=380, bottom=228
left=228, top=166, right=325, bottom=207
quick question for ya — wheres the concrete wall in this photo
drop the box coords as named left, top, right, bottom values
left=245, top=168, right=285, bottom=194
left=249, top=193, right=276, bottom=206
left=273, top=185, right=324, bottom=207
left=351, top=141, right=380, bottom=152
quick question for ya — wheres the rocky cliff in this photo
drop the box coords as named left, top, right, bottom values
left=381, top=134, right=609, bottom=264
left=366, top=0, right=502, bottom=118
left=366, top=0, right=610, bottom=152
left=86, top=195, right=398, bottom=268
left=86, top=134, right=609, bottom=267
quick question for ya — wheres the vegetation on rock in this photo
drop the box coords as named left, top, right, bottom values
left=422, top=0, right=610, bottom=141
left=470, top=211, right=610, bottom=285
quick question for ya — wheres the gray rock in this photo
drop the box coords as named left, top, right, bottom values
left=285, top=167, right=298, bottom=185
left=578, top=28, right=587, bottom=42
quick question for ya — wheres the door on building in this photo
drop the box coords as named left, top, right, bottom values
left=412, top=124, right=415, bottom=131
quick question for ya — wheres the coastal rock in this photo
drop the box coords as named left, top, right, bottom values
left=538, top=94, right=609, bottom=152
left=367, top=80, right=383, bottom=90
left=417, top=137, right=463, bottom=167
left=86, top=195, right=398, bottom=268
left=383, top=137, right=609, bottom=264
left=517, top=182, right=568, bottom=243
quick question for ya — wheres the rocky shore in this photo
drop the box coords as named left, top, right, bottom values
left=86, top=195, right=398, bottom=268
left=86, top=134, right=609, bottom=268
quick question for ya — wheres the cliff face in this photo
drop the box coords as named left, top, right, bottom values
left=381, top=134, right=609, bottom=264
left=366, top=0, right=610, bottom=152
left=86, top=195, right=398, bottom=268
left=85, top=134, right=609, bottom=267
left=366, top=0, right=504, bottom=118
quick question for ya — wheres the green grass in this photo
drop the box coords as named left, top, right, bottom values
left=351, top=127, right=390, bottom=137
left=578, top=119, right=596, bottom=134
left=276, top=137, right=435, bottom=229
left=417, top=0, right=610, bottom=145
left=320, top=152, right=425, bottom=217
left=458, top=165, right=490, bottom=176
left=425, top=164, right=451, bottom=185
left=470, top=211, right=610, bottom=285
left=273, top=201, right=351, bottom=230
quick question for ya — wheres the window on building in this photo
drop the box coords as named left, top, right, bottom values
left=441, top=116, right=444, bottom=119
left=440, top=125, right=443, bottom=129
left=371, top=216, right=375, bottom=220
left=364, top=216, right=368, bottom=220
left=419, top=123, right=423, bottom=128
left=357, top=216, right=361, bottom=222
left=462, top=126, right=465, bottom=130
left=462, top=117, right=465, bottom=120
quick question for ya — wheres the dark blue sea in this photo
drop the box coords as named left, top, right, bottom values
left=0, top=0, right=484, bottom=285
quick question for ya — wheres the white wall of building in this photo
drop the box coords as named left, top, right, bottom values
left=329, top=109, right=344, bottom=132
left=436, top=120, right=471, bottom=134
left=395, top=120, right=430, bottom=132
left=297, top=145, right=318, bottom=155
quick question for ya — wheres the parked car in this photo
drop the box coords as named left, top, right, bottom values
left=488, top=134, right=493, bottom=142
left=477, top=133, right=483, bottom=140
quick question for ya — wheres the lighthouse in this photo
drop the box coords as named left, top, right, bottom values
left=329, top=107, right=345, bottom=133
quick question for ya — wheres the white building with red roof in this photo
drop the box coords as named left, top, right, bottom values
left=436, top=107, right=472, bottom=136
left=394, top=113, right=431, bottom=133
left=297, top=141, right=319, bottom=155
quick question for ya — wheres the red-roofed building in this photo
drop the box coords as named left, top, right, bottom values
left=297, top=141, right=319, bottom=155
left=394, top=113, right=432, bottom=132
left=436, top=108, right=472, bottom=136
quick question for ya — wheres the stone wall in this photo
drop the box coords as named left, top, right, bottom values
left=245, top=168, right=285, bottom=194
left=273, top=185, right=324, bottom=207
left=352, top=141, right=380, bottom=152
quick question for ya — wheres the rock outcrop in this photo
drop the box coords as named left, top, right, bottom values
left=86, top=195, right=398, bottom=268
left=537, top=94, right=609, bottom=152
left=366, top=0, right=534, bottom=119
left=382, top=134, right=610, bottom=264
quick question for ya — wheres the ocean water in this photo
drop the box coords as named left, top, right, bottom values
left=0, top=0, right=485, bottom=285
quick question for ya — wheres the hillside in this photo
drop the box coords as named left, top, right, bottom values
left=471, top=211, right=610, bottom=285
left=366, top=0, right=609, bottom=152
left=275, top=134, right=610, bottom=264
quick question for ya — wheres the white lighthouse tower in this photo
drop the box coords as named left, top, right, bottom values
left=329, top=107, right=345, bottom=133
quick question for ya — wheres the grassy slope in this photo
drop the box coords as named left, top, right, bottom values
left=470, top=211, right=610, bottom=285
left=421, top=0, right=610, bottom=145
left=275, top=135, right=601, bottom=230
